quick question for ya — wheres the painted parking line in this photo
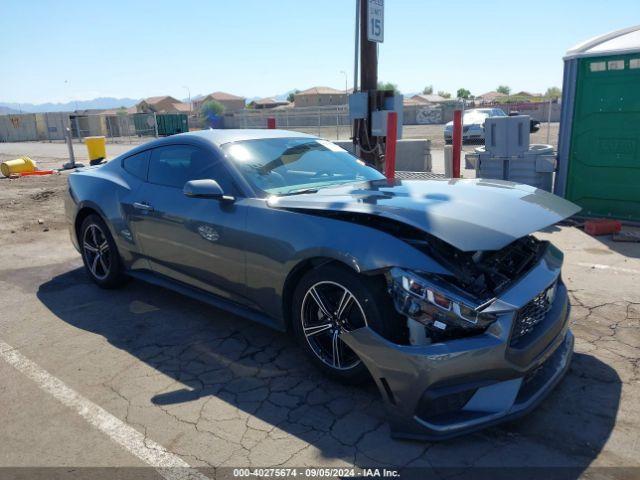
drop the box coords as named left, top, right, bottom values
left=0, top=340, right=210, bottom=480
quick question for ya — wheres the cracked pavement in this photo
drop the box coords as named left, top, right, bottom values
left=0, top=188, right=638, bottom=476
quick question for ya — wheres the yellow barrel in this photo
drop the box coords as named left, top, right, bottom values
left=84, top=136, right=106, bottom=162
left=0, top=156, right=37, bottom=177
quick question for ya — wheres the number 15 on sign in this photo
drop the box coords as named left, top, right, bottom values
left=367, top=0, right=384, bottom=43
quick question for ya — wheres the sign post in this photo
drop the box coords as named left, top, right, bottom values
left=367, top=0, right=384, bottom=43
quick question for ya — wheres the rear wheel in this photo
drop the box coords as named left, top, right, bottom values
left=291, top=264, right=399, bottom=382
left=80, top=214, right=126, bottom=289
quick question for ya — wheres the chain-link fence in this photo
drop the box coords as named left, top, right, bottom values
left=71, top=113, right=159, bottom=143
left=0, top=113, right=70, bottom=142
left=228, top=105, right=353, bottom=140
left=0, top=112, right=187, bottom=144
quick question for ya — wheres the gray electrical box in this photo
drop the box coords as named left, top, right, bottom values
left=384, top=94, right=403, bottom=138
left=484, top=115, right=530, bottom=157
left=370, top=95, right=403, bottom=138
left=371, top=110, right=388, bottom=136
left=476, top=144, right=556, bottom=191
left=348, top=92, right=368, bottom=120
left=348, top=92, right=403, bottom=138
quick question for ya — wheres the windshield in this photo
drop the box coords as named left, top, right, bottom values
left=222, top=137, right=385, bottom=195
left=463, top=108, right=506, bottom=125
left=463, top=110, right=490, bottom=124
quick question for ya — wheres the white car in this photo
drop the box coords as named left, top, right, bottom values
left=444, top=108, right=507, bottom=144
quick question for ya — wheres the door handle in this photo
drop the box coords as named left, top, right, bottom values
left=133, top=202, right=154, bottom=212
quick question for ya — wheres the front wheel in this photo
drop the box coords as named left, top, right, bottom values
left=291, top=264, right=400, bottom=382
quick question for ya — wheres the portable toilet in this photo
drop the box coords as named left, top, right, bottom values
left=555, top=25, right=640, bottom=221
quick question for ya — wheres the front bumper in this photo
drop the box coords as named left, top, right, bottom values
left=342, top=247, right=573, bottom=441
left=444, top=128, right=484, bottom=142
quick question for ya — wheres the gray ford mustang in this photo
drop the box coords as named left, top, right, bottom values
left=65, top=129, right=580, bottom=440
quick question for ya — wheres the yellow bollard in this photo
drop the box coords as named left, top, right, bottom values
left=84, top=136, right=106, bottom=164
left=0, top=156, right=37, bottom=177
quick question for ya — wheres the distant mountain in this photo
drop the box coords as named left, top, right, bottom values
left=0, top=97, right=139, bottom=113
left=274, top=90, right=297, bottom=102
left=0, top=106, right=20, bottom=115
left=242, top=91, right=297, bottom=104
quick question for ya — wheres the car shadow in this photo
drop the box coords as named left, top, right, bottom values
left=36, top=268, right=621, bottom=474
left=587, top=226, right=640, bottom=260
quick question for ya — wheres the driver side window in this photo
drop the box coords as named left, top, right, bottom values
left=148, top=145, right=237, bottom=194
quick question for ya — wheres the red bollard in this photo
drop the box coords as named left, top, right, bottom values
left=452, top=109, right=462, bottom=178
left=267, top=117, right=276, bottom=129
left=385, top=112, right=398, bottom=181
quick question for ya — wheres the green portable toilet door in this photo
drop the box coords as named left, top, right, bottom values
left=566, top=54, right=640, bottom=220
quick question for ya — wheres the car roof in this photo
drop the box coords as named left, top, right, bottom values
left=181, top=129, right=317, bottom=147
left=113, top=129, right=320, bottom=161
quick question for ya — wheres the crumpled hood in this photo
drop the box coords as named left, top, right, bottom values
left=268, top=179, right=580, bottom=252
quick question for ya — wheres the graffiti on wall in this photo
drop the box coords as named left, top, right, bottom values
left=416, top=107, right=442, bottom=125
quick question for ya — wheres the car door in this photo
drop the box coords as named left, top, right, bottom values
left=118, top=148, right=153, bottom=271
left=132, top=143, right=248, bottom=303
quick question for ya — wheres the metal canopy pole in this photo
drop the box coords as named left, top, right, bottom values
left=353, top=0, right=360, bottom=93
left=358, top=0, right=381, bottom=168
left=352, top=0, right=360, bottom=153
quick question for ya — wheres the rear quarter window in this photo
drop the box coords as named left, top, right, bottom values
left=122, top=150, right=150, bottom=180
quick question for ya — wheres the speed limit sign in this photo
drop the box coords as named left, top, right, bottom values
left=367, top=0, right=384, bottom=43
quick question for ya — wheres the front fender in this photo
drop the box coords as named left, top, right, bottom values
left=243, top=201, right=451, bottom=324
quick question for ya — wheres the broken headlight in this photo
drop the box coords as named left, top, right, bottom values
left=389, top=268, right=496, bottom=337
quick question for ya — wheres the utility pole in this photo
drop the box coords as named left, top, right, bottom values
left=360, top=0, right=378, bottom=95
left=355, top=0, right=383, bottom=169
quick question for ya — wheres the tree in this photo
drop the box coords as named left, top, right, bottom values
left=200, top=100, right=225, bottom=128
left=545, top=86, right=562, bottom=99
left=116, top=106, right=128, bottom=117
left=377, top=81, right=400, bottom=95
left=422, top=85, right=433, bottom=95
left=200, top=100, right=224, bottom=117
left=287, top=89, right=300, bottom=103
left=456, top=88, right=471, bottom=100
left=496, top=85, right=511, bottom=95
left=437, top=90, right=452, bottom=99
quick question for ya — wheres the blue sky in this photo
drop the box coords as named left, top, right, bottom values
left=1, top=0, right=637, bottom=103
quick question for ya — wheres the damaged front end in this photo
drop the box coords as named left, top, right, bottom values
left=388, top=235, right=547, bottom=343
left=341, top=238, right=574, bottom=441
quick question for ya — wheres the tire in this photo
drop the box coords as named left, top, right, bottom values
left=79, top=214, right=126, bottom=289
left=291, top=264, right=400, bottom=383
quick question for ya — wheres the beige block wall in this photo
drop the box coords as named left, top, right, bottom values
left=294, top=93, right=347, bottom=107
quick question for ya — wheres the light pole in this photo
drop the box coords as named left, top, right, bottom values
left=182, top=86, right=191, bottom=114
left=64, top=80, right=79, bottom=111
left=339, top=70, right=349, bottom=141
left=340, top=70, right=348, bottom=95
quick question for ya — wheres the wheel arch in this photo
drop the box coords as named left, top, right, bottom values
left=281, top=256, right=361, bottom=331
left=74, top=204, right=107, bottom=246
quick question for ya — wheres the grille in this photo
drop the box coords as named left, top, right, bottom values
left=511, top=282, right=557, bottom=345
left=395, top=171, right=445, bottom=180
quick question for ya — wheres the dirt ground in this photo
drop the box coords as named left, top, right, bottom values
left=0, top=136, right=638, bottom=479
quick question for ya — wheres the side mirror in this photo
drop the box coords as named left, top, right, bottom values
left=183, top=179, right=234, bottom=201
